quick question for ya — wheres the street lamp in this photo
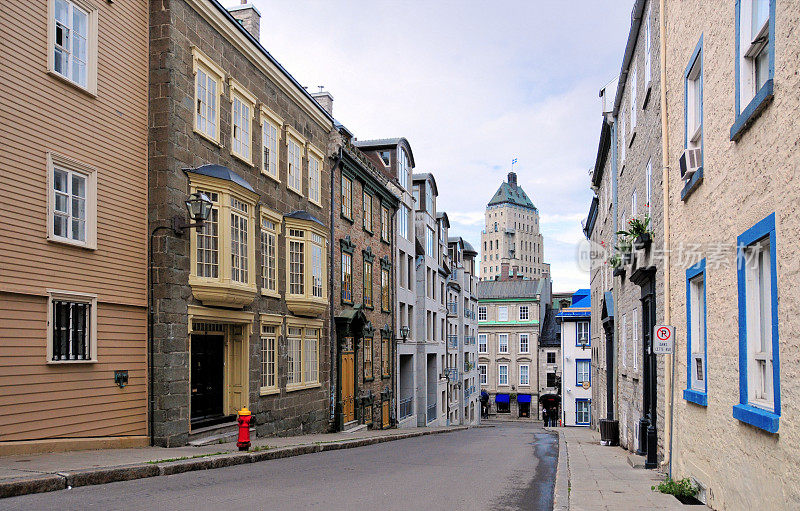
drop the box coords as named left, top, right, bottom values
left=172, top=192, right=212, bottom=236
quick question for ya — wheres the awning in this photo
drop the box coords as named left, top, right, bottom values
left=495, top=393, right=510, bottom=403
left=517, top=394, right=532, bottom=403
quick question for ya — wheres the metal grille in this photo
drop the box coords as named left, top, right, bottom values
left=52, top=300, right=90, bottom=361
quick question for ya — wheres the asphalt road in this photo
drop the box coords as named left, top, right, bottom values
left=0, top=421, right=557, bottom=511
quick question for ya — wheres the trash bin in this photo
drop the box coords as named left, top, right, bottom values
left=599, top=419, right=619, bottom=446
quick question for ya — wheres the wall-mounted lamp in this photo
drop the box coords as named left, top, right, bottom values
left=172, top=192, right=213, bottom=236
left=114, top=370, right=128, bottom=388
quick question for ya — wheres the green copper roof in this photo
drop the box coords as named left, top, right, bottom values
left=487, top=180, right=536, bottom=210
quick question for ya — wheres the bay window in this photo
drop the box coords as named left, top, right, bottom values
left=284, top=215, right=328, bottom=316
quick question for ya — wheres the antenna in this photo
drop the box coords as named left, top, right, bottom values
left=317, top=86, right=324, bottom=93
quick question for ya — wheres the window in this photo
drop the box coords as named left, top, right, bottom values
left=381, top=267, right=391, bottom=312
left=576, top=359, right=590, bottom=386
left=381, top=335, right=390, bottom=378
left=426, top=227, right=434, bottom=255
left=519, top=365, right=529, bottom=386
left=230, top=197, right=249, bottom=284
left=498, top=334, right=508, bottom=354
left=498, top=306, right=508, bottom=322
left=685, top=39, right=703, bottom=156
left=733, top=0, right=774, bottom=139
left=363, top=335, right=374, bottom=380
left=398, top=149, right=409, bottom=190
left=192, top=48, right=223, bottom=143
left=398, top=205, right=409, bottom=240
left=425, top=185, right=433, bottom=213
left=50, top=0, right=97, bottom=92
left=260, top=215, right=278, bottom=295
left=48, top=152, right=96, bottom=249
left=284, top=222, right=327, bottom=313
left=519, top=305, right=529, bottom=321
left=619, top=110, right=626, bottom=162
left=381, top=205, right=390, bottom=242
left=478, top=334, right=487, bottom=353
left=379, top=150, right=391, bottom=166
left=341, top=175, right=352, bottom=219
left=519, top=334, right=529, bottom=354
left=478, top=306, right=487, bottom=321
left=547, top=352, right=556, bottom=364
left=631, top=190, right=637, bottom=219
left=632, top=309, right=639, bottom=372
left=341, top=251, right=352, bottom=304
left=363, top=259, right=373, bottom=308
left=576, top=321, right=590, bottom=346
left=498, top=364, right=508, bottom=386
left=363, top=191, right=373, bottom=232
left=261, top=108, right=281, bottom=180
left=546, top=372, right=557, bottom=388
left=621, top=314, right=628, bottom=367
left=685, top=260, right=707, bottom=405
left=644, top=4, right=652, bottom=87
left=195, top=190, right=220, bottom=278
left=287, top=324, right=320, bottom=388
left=48, top=292, right=97, bottom=362
left=260, top=323, right=278, bottom=393
left=479, top=364, right=487, bottom=385
left=734, top=213, right=779, bottom=432
left=630, top=63, right=637, bottom=130
left=646, top=159, right=652, bottom=207
left=308, top=147, right=322, bottom=206
left=576, top=399, right=591, bottom=425
left=287, top=132, right=303, bottom=195
left=412, top=186, right=421, bottom=210
left=230, top=80, right=255, bottom=164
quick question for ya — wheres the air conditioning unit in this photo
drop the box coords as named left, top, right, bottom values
left=679, top=147, right=702, bottom=179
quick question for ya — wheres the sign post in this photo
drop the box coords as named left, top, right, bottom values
left=653, top=325, right=674, bottom=354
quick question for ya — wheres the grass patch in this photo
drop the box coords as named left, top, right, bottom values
left=250, top=445, right=271, bottom=452
left=147, top=451, right=227, bottom=464
left=652, top=476, right=698, bottom=498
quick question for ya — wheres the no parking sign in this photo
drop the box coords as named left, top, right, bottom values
left=653, top=325, right=674, bottom=354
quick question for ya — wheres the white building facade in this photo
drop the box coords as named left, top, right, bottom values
left=559, top=290, right=592, bottom=427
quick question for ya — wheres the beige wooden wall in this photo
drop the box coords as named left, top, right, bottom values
left=0, top=0, right=149, bottom=441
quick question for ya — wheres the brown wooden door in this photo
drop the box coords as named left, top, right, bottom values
left=342, top=351, right=355, bottom=423
left=382, top=400, right=390, bottom=429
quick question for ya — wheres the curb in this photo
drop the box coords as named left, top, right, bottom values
left=0, top=426, right=468, bottom=499
left=549, top=428, right=569, bottom=511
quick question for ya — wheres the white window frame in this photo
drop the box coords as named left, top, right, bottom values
left=619, top=110, right=626, bottom=163
left=744, top=238, right=774, bottom=410
left=191, top=47, right=224, bottom=145
left=630, top=63, right=637, bottom=130
left=46, top=290, right=98, bottom=363
left=621, top=314, right=628, bottom=368
left=47, top=152, right=97, bottom=249
left=478, top=306, right=487, bottom=321
left=576, top=359, right=590, bottom=385
left=518, top=305, right=529, bottom=321
left=632, top=190, right=637, bottom=219
left=686, top=53, right=703, bottom=150
left=498, top=306, right=508, bottom=322
left=519, top=333, right=529, bottom=354
left=644, top=4, right=652, bottom=88
left=260, top=107, right=282, bottom=181
left=498, top=334, right=509, bottom=354
left=632, top=309, right=639, bottom=372
left=286, top=127, right=305, bottom=197
left=398, top=204, right=409, bottom=240
left=229, top=79, right=256, bottom=164
left=519, top=364, right=529, bottom=386
left=307, top=144, right=323, bottom=207
left=737, top=0, right=772, bottom=109
left=576, top=400, right=590, bottom=425
left=689, top=272, right=706, bottom=392
left=426, top=226, right=434, bottom=255
left=498, top=363, right=508, bottom=386
left=646, top=159, right=652, bottom=207
left=479, top=364, right=487, bottom=386
left=478, top=334, right=488, bottom=353
left=48, top=0, right=98, bottom=94
left=398, top=149, right=409, bottom=190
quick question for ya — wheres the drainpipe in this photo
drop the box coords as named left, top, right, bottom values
left=610, top=115, right=619, bottom=427
left=390, top=201, right=398, bottom=426
left=329, top=147, right=343, bottom=425
left=658, top=0, right=675, bottom=475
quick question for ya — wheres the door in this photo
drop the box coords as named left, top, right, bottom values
left=191, top=334, right=224, bottom=424
left=342, top=351, right=355, bottom=423
left=382, top=400, right=390, bottom=429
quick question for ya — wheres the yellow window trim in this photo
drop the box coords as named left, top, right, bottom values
left=47, top=0, right=98, bottom=96
left=285, top=317, right=322, bottom=388
left=260, top=106, right=283, bottom=182
left=259, top=313, right=283, bottom=327
left=191, top=46, right=225, bottom=146
left=285, top=126, right=305, bottom=197
left=45, top=290, right=98, bottom=364
left=284, top=219, right=328, bottom=316
left=306, top=143, right=324, bottom=207
left=286, top=382, right=322, bottom=393
left=260, top=208, right=282, bottom=298
left=259, top=315, right=281, bottom=395
left=229, top=78, right=256, bottom=166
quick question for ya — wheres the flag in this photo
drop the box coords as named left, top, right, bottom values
left=512, top=158, right=518, bottom=165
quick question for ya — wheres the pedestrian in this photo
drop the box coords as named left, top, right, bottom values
left=542, top=407, right=548, bottom=427
left=480, top=390, right=489, bottom=419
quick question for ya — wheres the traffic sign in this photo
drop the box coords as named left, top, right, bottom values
left=653, top=325, right=674, bottom=354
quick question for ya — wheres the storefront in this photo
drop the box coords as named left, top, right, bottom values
left=517, top=394, right=532, bottom=417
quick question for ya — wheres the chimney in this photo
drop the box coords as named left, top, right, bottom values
left=500, top=262, right=510, bottom=281
left=508, top=172, right=517, bottom=188
left=311, top=91, right=334, bottom=116
left=228, top=2, right=261, bottom=42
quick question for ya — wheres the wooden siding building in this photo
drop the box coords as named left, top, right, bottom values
left=0, top=0, right=150, bottom=450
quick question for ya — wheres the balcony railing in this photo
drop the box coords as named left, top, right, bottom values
left=399, top=397, right=414, bottom=420
left=464, top=361, right=474, bottom=372
left=447, top=335, right=458, bottom=349
left=464, top=336, right=475, bottom=345
left=427, top=403, right=438, bottom=423
left=464, top=385, right=475, bottom=398
left=446, top=302, right=458, bottom=316
left=464, top=309, right=474, bottom=319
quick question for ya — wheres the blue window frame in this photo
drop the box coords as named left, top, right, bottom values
left=682, top=36, right=704, bottom=201
left=576, top=359, right=591, bottom=386
left=731, top=0, right=775, bottom=141
left=575, top=321, right=590, bottom=347
left=575, top=399, right=590, bottom=425
left=684, top=259, right=708, bottom=406
left=733, top=213, right=780, bottom=433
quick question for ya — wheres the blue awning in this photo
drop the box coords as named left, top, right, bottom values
left=495, top=393, right=510, bottom=403
left=517, top=394, right=532, bottom=403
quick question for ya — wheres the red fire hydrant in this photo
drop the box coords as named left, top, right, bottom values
left=237, top=407, right=252, bottom=451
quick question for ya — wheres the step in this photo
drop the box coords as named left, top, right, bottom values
left=627, top=452, right=647, bottom=469
left=189, top=420, right=254, bottom=446
left=342, top=421, right=367, bottom=434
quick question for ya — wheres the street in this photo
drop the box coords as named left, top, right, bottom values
left=0, top=422, right=556, bottom=511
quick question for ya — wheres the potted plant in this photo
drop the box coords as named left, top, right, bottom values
left=617, top=214, right=653, bottom=251
left=608, top=253, right=625, bottom=277
left=617, top=239, right=633, bottom=265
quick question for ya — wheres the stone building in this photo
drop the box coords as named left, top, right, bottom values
left=446, top=236, right=480, bottom=425
left=664, top=1, right=800, bottom=508
left=331, top=134, right=399, bottom=432
left=480, top=172, right=550, bottom=281
left=0, top=0, right=150, bottom=451
left=558, top=290, right=592, bottom=427
left=148, top=0, right=335, bottom=446
left=477, top=279, right=550, bottom=418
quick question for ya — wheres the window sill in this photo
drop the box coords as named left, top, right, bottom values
left=193, top=127, right=222, bottom=148
left=231, top=151, right=254, bottom=167
left=364, top=377, right=375, bottom=383
left=190, top=278, right=257, bottom=308
left=381, top=374, right=391, bottom=380
left=287, top=185, right=304, bottom=199
left=381, top=237, right=390, bottom=245
left=259, top=387, right=280, bottom=397
left=340, top=214, right=354, bottom=224
left=628, top=131, right=636, bottom=147
left=642, top=83, right=652, bottom=109
left=47, top=235, right=97, bottom=251
left=730, top=79, right=774, bottom=142
left=680, top=167, right=704, bottom=202
left=733, top=403, right=779, bottom=433
left=260, top=288, right=280, bottom=299
left=47, top=359, right=98, bottom=365
left=363, top=227, right=374, bottom=236
left=308, top=197, right=323, bottom=209
left=286, top=382, right=322, bottom=393
left=285, top=295, right=327, bottom=317
left=683, top=388, right=708, bottom=406
left=47, top=70, right=97, bottom=98
left=261, top=169, right=281, bottom=184
left=363, top=303, right=374, bottom=310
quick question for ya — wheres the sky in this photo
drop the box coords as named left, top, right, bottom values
left=234, top=1, right=633, bottom=292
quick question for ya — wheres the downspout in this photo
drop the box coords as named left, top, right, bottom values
left=390, top=202, right=398, bottom=426
left=658, top=0, right=675, bottom=474
left=610, top=115, right=619, bottom=426
left=329, top=147, right=343, bottom=426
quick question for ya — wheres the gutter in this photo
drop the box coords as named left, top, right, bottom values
left=611, top=0, right=648, bottom=116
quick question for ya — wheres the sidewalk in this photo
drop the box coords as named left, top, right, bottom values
left=551, top=427, right=696, bottom=511
left=0, top=425, right=466, bottom=499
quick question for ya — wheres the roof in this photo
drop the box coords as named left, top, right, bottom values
left=539, top=305, right=560, bottom=347
left=603, top=291, right=615, bottom=319
left=583, top=196, right=599, bottom=239
left=612, top=0, right=648, bottom=116
left=488, top=181, right=536, bottom=210
left=448, top=236, right=477, bottom=256
left=354, top=137, right=415, bottom=168
left=185, top=164, right=255, bottom=193
left=556, top=289, right=591, bottom=318
left=412, top=173, right=438, bottom=196
left=284, top=210, right=325, bottom=227
left=436, top=212, right=450, bottom=228
left=477, top=279, right=544, bottom=300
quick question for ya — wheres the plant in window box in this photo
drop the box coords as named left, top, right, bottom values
left=617, top=214, right=653, bottom=251
left=616, top=239, right=633, bottom=265
left=608, top=253, right=626, bottom=277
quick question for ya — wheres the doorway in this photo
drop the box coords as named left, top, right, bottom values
left=191, top=334, right=225, bottom=427
left=342, top=349, right=355, bottom=423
